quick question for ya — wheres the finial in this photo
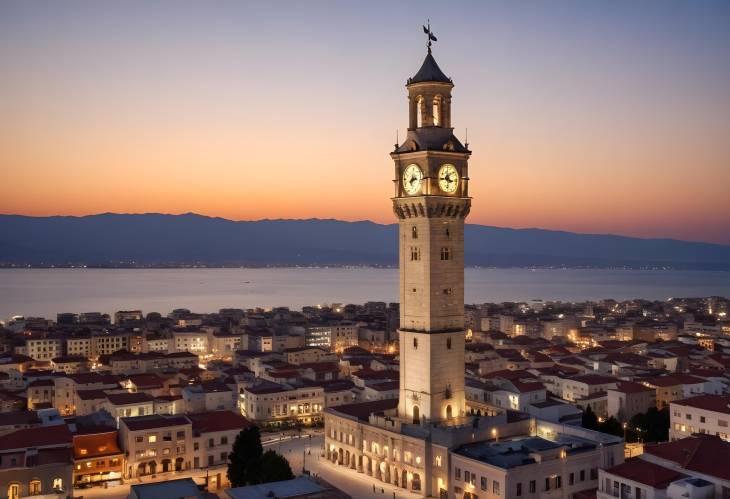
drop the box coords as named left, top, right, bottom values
left=394, top=129, right=399, bottom=151
left=465, top=128, right=469, bottom=149
left=422, top=20, right=437, bottom=53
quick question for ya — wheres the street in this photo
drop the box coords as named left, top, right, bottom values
left=72, top=429, right=411, bottom=499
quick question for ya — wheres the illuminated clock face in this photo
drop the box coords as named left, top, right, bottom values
left=402, top=164, right=423, bottom=195
left=438, top=164, right=459, bottom=193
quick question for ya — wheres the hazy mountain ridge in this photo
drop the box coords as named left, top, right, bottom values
left=1, top=213, right=729, bottom=270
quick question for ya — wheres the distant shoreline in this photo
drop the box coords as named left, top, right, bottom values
left=1, top=264, right=725, bottom=271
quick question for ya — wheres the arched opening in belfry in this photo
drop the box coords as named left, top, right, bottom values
left=416, top=96, right=424, bottom=127
left=433, top=95, right=442, bottom=126
left=412, top=405, right=420, bottom=424
left=446, top=404, right=453, bottom=419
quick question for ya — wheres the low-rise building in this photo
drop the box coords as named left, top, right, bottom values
left=670, top=394, right=730, bottom=442
left=0, top=424, right=73, bottom=498
left=188, top=410, right=251, bottom=469
left=599, top=434, right=730, bottom=499
left=242, top=381, right=324, bottom=426
left=72, top=428, right=124, bottom=486
left=119, top=414, right=193, bottom=478
left=607, top=381, right=656, bottom=421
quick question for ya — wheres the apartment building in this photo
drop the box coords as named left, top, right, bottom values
left=26, top=337, right=63, bottom=361
left=669, top=394, right=730, bottom=442
left=72, top=428, right=124, bottom=486
left=561, top=375, right=619, bottom=402
left=599, top=435, right=730, bottom=499
left=119, top=415, right=193, bottom=478
left=187, top=411, right=251, bottom=469
left=242, top=381, right=324, bottom=426
left=451, top=425, right=622, bottom=499
left=607, top=381, right=656, bottom=421
left=0, top=424, right=74, bottom=498
left=91, top=332, right=130, bottom=357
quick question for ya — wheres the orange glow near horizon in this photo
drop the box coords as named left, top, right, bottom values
left=1, top=2, right=729, bottom=244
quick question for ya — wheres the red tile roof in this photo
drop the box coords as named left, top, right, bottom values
left=73, top=430, right=122, bottom=459
left=106, top=392, right=154, bottom=405
left=642, top=374, right=704, bottom=387
left=187, top=411, right=251, bottom=434
left=606, top=458, right=684, bottom=489
left=671, top=394, right=730, bottom=415
left=121, top=415, right=190, bottom=431
left=0, top=424, right=72, bottom=451
left=570, top=374, right=618, bottom=385
left=326, top=399, right=398, bottom=422
left=609, top=381, right=654, bottom=394
left=644, top=434, right=730, bottom=480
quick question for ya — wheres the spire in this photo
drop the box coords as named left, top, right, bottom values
left=408, top=52, right=452, bottom=85
left=408, top=22, right=452, bottom=85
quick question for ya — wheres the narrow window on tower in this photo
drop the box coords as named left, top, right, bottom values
left=416, top=96, right=424, bottom=127
left=440, top=247, right=451, bottom=260
left=433, top=96, right=441, bottom=126
left=411, top=226, right=418, bottom=239
left=413, top=338, right=418, bottom=349
left=445, top=225, right=450, bottom=239
left=446, top=338, right=452, bottom=349
left=411, top=247, right=421, bottom=261
left=443, top=288, right=453, bottom=295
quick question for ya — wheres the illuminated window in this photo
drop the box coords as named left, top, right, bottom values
left=29, top=480, right=41, bottom=495
left=432, top=96, right=441, bottom=126
left=411, top=226, right=418, bottom=239
left=416, top=96, right=424, bottom=127
left=148, top=435, right=157, bottom=443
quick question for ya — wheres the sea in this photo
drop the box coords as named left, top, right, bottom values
left=0, top=268, right=728, bottom=322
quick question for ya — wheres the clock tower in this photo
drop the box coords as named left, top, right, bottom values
left=392, top=40, right=471, bottom=424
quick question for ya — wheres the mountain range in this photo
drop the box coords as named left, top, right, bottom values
left=1, top=213, right=729, bottom=270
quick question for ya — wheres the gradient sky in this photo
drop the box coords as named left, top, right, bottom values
left=1, top=1, right=729, bottom=244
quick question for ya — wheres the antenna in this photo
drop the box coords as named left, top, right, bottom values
left=465, top=127, right=469, bottom=149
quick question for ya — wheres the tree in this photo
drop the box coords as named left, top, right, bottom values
left=599, top=416, right=623, bottom=438
left=258, top=450, right=294, bottom=483
left=581, top=406, right=599, bottom=431
left=227, top=426, right=263, bottom=487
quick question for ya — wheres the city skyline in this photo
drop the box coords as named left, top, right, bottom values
left=2, top=1, right=730, bottom=245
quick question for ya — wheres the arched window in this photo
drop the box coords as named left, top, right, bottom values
left=446, top=405, right=453, bottom=419
left=52, top=478, right=63, bottom=491
left=433, top=96, right=442, bottom=126
left=29, top=480, right=41, bottom=495
left=412, top=405, right=420, bottom=424
left=7, top=484, right=20, bottom=499
left=416, top=96, right=424, bottom=127
left=411, top=226, right=418, bottom=239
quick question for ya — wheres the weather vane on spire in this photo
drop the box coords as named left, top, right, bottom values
left=423, top=20, right=437, bottom=53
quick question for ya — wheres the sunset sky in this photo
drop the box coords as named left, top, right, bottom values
left=1, top=1, right=729, bottom=244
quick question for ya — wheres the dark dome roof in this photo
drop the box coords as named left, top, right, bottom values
left=408, top=52, right=452, bottom=85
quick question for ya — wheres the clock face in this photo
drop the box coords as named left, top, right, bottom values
left=403, top=164, right=423, bottom=195
left=438, top=164, right=459, bottom=193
